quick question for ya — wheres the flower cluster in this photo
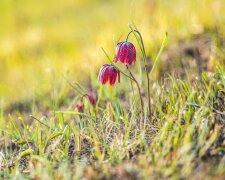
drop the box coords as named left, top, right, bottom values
left=76, top=28, right=165, bottom=124
left=98, top=41, right=136, bottom=86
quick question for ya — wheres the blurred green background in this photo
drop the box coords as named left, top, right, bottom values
left=0, top=0, right=224, bottom=106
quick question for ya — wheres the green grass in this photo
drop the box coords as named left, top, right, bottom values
left=0, top=0, right=225, bottom=179
left=1, top=64, right=225, bottom=179
left=1, top=0, right=225, bottom=105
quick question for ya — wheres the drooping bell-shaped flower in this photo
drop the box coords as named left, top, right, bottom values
left=114, top=41, right=136, bottom=65
left=98, top=64, right=120, bottom=86
left=75, top=101, right=84, bottom=113
left=86, top=90, right=96, bottom=105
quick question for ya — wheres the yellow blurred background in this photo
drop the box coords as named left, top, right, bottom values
left=0, top=0, right=224, bottom=106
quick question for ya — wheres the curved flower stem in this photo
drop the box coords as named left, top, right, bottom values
left=126, top=65, right=144, bottom=128
left=126, top=29, right=152, bottom=122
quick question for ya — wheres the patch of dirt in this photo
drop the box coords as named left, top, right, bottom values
left=160, top=34, right=213, bottom=80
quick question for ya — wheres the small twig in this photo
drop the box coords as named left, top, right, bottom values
left=186, top=103, right=225, bottom=116
left=30, top=115, right=51, bottom=129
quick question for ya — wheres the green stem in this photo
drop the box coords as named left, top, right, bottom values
left=126, top=28, right=152, bottom=122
